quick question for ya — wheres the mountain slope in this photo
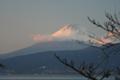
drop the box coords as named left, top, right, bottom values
left=0, top=41, right=89, bottom=58
left=1, top=43, right=120, bottom=74
left=0, top=24, right=120, bottom=75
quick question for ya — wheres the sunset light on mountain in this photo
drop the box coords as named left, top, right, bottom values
left=0, top=0, right=120, bottom=79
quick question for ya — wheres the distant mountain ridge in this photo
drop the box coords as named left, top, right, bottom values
left=0, top=40, right=89, bottom=59
left=0, top=43, right=120, bottom=74
left=0, top=24, right=120, bottom=75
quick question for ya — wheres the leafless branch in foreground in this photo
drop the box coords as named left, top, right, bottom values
left=54, top=54, right=111, bottom=80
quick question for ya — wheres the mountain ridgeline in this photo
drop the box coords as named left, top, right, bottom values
left=0, top=24, right=120, bottom=75
left=0, top=40, right=120, bottom=75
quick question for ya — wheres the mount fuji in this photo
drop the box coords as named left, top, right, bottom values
left=32, top=24, right=92, bottom=42
left=0, top=24, right=120, bottom=75
left=1, top=24, right=93, bottom=58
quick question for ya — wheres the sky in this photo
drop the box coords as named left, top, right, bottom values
left=0, top=0, right=120, bottom=53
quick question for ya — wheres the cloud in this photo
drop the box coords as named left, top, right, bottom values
left=32, top=34, right=53, bottom=42
left=31, top=24, right=92, bottom=43
left=31, top=24, right=117, bottom=45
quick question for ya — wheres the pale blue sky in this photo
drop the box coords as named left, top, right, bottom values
left=0, top=0, right=120, bottom=53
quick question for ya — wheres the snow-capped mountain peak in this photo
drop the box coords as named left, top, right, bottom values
left=32, top=24, right=115, bottom=45
left=52, top=24, right=79, bottom=38
left=32, top=24, right=96, bottom=44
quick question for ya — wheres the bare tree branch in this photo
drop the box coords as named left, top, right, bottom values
left=55, top=12, right=120, bottom=80
left=88, top=12, right=120, bottom=40
left=54, top=54, right=111, bottom=80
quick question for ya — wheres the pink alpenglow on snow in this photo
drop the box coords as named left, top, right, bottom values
left=32, top=34, right=53, bottom=42
left=31, top=24, right=117, bottom=45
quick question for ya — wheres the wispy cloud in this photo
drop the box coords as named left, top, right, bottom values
left=31, top=24, right=97, bottom=43
left=32, top=34, right=53, bottom=42
left=31, top=24, right=117, bottom=45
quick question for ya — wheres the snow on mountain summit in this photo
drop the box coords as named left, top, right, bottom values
left=32, top=24, right=115, bottom=45
left=32, top=24, right=92, bottom=43
left=51, top=24, right=118, bottom=45
left=52, top=24, right=80, bottom=38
